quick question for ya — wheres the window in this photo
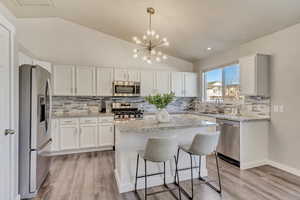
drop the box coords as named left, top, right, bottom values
left=203, top=64, right=240, bottom=102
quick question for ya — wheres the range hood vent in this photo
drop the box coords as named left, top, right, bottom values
left=14, top=0, right=54, bottom=7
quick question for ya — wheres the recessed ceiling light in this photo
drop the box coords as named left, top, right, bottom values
left=207, top=47, right=212, bottom=51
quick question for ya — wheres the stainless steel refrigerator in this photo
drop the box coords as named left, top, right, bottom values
left=19, top=65, right=52, bottom=199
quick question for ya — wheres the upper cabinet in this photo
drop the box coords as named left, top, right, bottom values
left=171, top=72, right=198, bottom=97
left=75, top=66, right=96, bottom=96
left=140, top=71, right=156, bottom=96
left=33, top=59, right=52, bottom=73
left=239, top=54, right=269, bottom=96
left=156, top=71, right=171, bottom=94
left=171, top=72, right=184, bottom=97
left=18, top=52, right=33, bottom=66
left=184, top=72, right=198, bottom=97
left=114, top=68, right=140, bottom=82
left=53, top=65, right=75, bottom=96
left=97, top=68, right=114, bottom=96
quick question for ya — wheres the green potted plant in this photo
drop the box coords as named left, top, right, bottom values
left=145, top=92, right=175, bottom=123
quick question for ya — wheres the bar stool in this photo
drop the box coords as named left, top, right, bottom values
left=134, top=137, right=182, bottom=200
left=176, top=132, right=222, bottom=200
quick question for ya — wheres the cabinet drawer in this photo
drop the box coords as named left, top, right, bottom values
left=80, top=117, right=97, bottom=124
left=60, top=118, right=79, bottom=125
left=99, top=116, right=114, bottom=123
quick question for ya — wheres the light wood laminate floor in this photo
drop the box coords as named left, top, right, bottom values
left=35, top=151, right=300, bottom=200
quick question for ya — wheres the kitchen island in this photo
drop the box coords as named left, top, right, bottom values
left=114, top=114, right=217, bottom=193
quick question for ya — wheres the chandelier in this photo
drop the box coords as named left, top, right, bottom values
left=132, top=7, right=170, bottom=64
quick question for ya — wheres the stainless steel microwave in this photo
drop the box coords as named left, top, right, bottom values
left=113, top=81, right=141, bottom=96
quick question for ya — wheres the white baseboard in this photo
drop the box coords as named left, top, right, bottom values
left=48, top=146, right=113, bottom=156
left=114, top=168, right=208, bottom=193
left=240, top=160, right=269, bottom=170
left=267, top=160, right=300, bottom=177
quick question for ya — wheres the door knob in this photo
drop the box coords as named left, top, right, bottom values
left=5, top=129, right=16, bottom=136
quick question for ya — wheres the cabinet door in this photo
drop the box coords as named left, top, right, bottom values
left=140, top=71, right=156, bottom=96
left=60, top=126, right=78, bottom=150
left=51, top=119, right=60, bottom=151
left=239, top=55, right=256, bottom=95
left=114, top=69, right=128, bottom=81
left=127, top=70, right=140, bottom=82
left=53, top=65, right=75, bottom=96
left=79, top=125, right=97, bottom=148
left=98, top=124, right=114, bottom=146
left=184, top=72, right=198, bottom=97
left=156, top=71, right=171, bottom=94
left=97, top=68, right=113, bottom=96
left=76, top=66, right=96, bottom=96
left=171, top=72, right=184, bottom=97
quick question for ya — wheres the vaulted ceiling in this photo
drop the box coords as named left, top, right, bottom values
left=3, top=0, right=300, bottom=62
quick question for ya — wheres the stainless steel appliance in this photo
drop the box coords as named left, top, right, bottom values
left=19, top=65, right=52, bottom=199
left=112, top=102, right=143, bottom=120
left=113, top=81, right=140, bottom=96
left=217, top=119, right=240, bottom=167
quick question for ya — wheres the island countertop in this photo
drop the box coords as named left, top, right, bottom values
left=115, top=114, right=217, bottom=133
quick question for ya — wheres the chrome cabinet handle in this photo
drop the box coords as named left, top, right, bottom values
left=5, top=129, right=15, bottom=136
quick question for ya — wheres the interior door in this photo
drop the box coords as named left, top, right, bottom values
left=0, top=25, right=12, bottom=200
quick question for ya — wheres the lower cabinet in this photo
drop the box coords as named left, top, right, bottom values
left=79, top=124, right=98, bottom=148
left=60, top=126, right=78, bottom=150
left=51, top=117, right=114, bottom=154
left=98, top=123, right=114, bottom=146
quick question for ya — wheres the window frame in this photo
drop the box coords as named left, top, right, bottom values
left=202, top=62, right=239, bottom=102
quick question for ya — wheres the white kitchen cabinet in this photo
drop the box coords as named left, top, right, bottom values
left=53, top=65, right=75, bottom=96
left=114, top=68, right=128, bottom=81
left=60, top=126, right=78, bottom=150
left=97, top=68, right=114, bottom=96
left=51, top=119, right=60, bottom=151
left=171, top=72, right=185, bottom=97
left=184, top=72, right=198, bottom=97
left=114, top=68, right=140, bottom=82
left=98, top=123, right=114, bottom=146
left=156, top=71, right=171, bottom=94
left=140, top=71, right=156, bottom=96
left=75, top=66, right=96, bottom=96
left=79, top=124, right=98, bottom=148
left=239, top=54, right=269, bottom=96
left=33, top=59, right=52, bottom=73
left=127, top=70, right=140, bottom=82
left=18, top=52, right=33, bottom=66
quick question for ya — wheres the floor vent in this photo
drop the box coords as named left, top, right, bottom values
left=14, top=0, right=54, bottom=7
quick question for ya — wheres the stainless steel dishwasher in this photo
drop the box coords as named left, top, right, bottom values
left=217, top=119, right=240, bottom=167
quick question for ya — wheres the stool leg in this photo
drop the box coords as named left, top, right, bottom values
left=175, top=148, right=180, bottom=183
left=215, top=151, right=222, bottom=194
left=190, top=153, right=194, bottom=199
left=174, top=155, right=182, bottom=200
left=198, top=155, right=201, bottom=178
left=163, top=162, right=166, bottom=186
left=144, top=160, right=147, bottom=200
left=145, top=160, right=147, bottom=200
left=135, top=154, right=139, bottom=193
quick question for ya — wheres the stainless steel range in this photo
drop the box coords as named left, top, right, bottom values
left=112, top=102, right=143, bottom=120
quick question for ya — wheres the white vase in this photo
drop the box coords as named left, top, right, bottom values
left=156, top=108, right=170, bottom=123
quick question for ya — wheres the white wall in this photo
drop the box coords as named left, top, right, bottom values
left=194, top=22, right=300, bottom=173
left=16, top=17, right=193, bottom=72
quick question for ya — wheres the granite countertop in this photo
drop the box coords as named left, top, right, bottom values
left=115, top=115, right=217, bottom=133
left=144, top=111, right=270, bottom=122
left=52, top=112, right=114, bottom=119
